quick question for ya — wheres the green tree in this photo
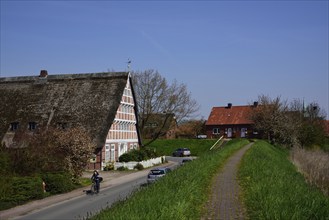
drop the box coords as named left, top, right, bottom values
left=298, top=102, right=326, bottom=148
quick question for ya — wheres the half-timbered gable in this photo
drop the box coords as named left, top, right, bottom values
left=103, top=78, right=140, bottom=165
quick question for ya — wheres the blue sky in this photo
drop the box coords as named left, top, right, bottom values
left=1, top=1, right=328, bottom=119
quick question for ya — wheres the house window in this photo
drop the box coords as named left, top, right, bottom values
left=213, top=128, right=220, bottom=134
left=10, top=122, right=19, bottom=131
left=28, top=122, right=37, bottom=131
left=110, top=144, right=115, bottom=162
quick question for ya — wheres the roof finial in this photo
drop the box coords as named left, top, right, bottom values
left=127, top=58, right=131, bottom=72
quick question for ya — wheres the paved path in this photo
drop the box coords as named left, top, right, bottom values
left=203, top=143, right=253, bottom=220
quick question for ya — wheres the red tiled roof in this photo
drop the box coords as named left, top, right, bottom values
left=206, top=105, right=255, bottom=125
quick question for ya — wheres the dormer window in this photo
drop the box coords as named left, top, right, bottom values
left=57, top=122, right=68, bottom=130
left=10, top=122, right=19, bottom=131
left=28, top=122, right=37, bottom=131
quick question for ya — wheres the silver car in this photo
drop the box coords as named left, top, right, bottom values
left=147, top=167, right=171, bottom=184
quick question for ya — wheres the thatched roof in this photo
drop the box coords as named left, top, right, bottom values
left=0, top=71, right=138, bottom=148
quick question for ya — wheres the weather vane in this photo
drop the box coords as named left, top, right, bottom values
left=127, top=59, right=132, bottom=72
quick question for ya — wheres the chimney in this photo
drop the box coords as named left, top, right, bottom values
left=253, top=101, right=258, bottom=107
left=227, top=103, right=232, bottom=108
left=39, top=70, right=48, bottom=78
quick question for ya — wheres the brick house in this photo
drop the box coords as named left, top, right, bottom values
left=205, top=102, right=260, bottom=139
left=0, top=70, right=141, bottom=170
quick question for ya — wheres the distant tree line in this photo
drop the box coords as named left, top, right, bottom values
left=251, top=95, right=327, bottom=148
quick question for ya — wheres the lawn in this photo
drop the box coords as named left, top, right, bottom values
left=145, top=138, right=218, bottom=156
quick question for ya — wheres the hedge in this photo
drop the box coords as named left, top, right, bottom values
left=41, top=172, right=76, bottom=194
left=0, top=176, right=44, bottom=211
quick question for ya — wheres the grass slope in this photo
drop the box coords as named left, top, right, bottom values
left=146, top=139, right=218, bottom=156
left=238, top=140, right=329, bottom=219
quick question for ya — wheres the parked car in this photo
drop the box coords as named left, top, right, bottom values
left=147, top=167, right=171, bottom=184
left=172, top=148, right=191, bottom=157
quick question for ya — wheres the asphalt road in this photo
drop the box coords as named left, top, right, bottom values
left=15, top=176, right=146, bottom=220
left=12, top=157, right=188, bottom=220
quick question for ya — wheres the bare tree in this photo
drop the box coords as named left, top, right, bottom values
left=131, top=69, right=199, bottom=145
left=252, top=95, right=326, bottom=148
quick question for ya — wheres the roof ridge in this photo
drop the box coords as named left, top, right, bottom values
left=0, top=72, right=129, bottom=83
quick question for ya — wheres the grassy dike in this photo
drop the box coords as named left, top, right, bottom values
left=91, top=139, right=249, bottom=220
left=238, top=140, right=329, bottom=219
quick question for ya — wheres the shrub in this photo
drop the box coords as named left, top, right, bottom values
left=134, top=163, right=144, bottom=170
left=0, top=176, right=44, bottom=211
left=119, top=148, right=158, bottom=162
left=119, top=151, right=137, bottom=162
left=41, top=172, right=75, bottom=194
left=0, top=143, right=11, bottom=175
left=11, top=176, right=44, bottom=201
left=104, top=162, right=115, bottom=171
left=117, top=166, right=128, bottom=171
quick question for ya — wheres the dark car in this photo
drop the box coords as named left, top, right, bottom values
left=172, top=148, right=191, bottom=157
left=147, top=167, right=171, bottom=184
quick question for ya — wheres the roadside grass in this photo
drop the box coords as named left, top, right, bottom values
left=238, top=140, right=329, bottom=219
left=290, top=147, right=329, bottom=196
left=91, top=139, right=250, bottom=220
left=79, top=177, right=92, bottom=187
left=146, top=139, right=218, bottom=156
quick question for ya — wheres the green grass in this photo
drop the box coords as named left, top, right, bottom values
left=91, top=139, right=250, bottom=220
left=78, top=177, right=92, bottom=187
left=238, top=140, right=329, bottom=219
left=145, top=138, right=218, bottom=156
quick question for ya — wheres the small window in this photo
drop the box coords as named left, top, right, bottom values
left=28, top=122, right=37, bottom=131
left=57, top=122, right=68, bottom=130
left=213, top=128, right=219, bottom=134
left=10, top=122, right=19, bottom=131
